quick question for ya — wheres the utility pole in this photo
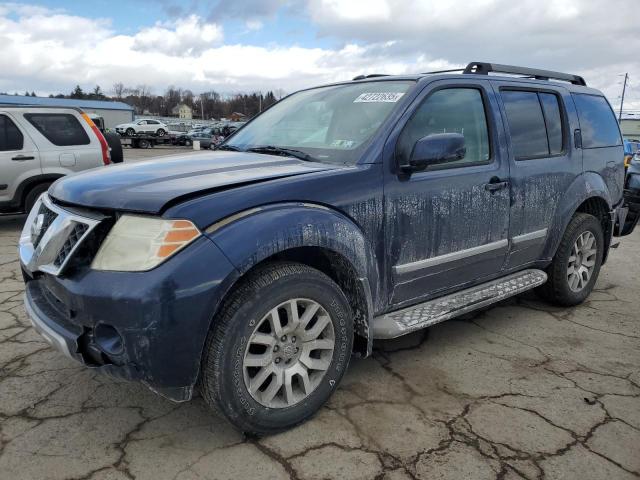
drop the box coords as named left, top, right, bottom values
left=619, top=73, right=628, bottom=121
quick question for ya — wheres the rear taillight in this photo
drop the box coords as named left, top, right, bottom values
left=81, top=113, right=111, bottom=165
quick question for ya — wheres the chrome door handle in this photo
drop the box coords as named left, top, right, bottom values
left=12, top=155, right=35, bottom=161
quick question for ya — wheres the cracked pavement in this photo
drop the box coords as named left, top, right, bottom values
left=1, top=215, right=639, bottom=480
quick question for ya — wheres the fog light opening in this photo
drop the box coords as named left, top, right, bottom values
left=94, top=323, right=124, bottom=356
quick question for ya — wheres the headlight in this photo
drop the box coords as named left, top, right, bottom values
left=91, top=215, right=200, bottom=271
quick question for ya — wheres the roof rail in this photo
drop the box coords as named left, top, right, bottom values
left=420, top=68, right=465, bottom=75
left=463, top=62, right=587, bottom=86
left=352, top=74, right=390, bottom=81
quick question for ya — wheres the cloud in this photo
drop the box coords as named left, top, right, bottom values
left=0, top=0, right=637, bottom=111
left=132, top=15, right=223, bottom=55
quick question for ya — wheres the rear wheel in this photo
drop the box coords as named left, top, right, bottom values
left=199, top=262, right=353, bottom=435
left=537, top=213, right=604, bottom=306
left=24, top=183, right=51, bottom=214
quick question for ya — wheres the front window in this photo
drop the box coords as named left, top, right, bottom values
left=225, top=81, right=414, bottom=164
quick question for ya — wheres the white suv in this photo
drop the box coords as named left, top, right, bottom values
left=0, top=106, right=110, bottom=214
left=115, top=119, right=168, bottom=137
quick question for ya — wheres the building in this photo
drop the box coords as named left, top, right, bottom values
left=621, top=118, right=640, bottom=141
left=0, top=94, right=134, bottom=129
left=171, top=103, right=193, bottom=119
left=230, top=112, right=247, bottom=122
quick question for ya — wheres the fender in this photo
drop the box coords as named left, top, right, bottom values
left=542, top=172, right=612, bottom=260
left=204, top=202, right=379, bottom=351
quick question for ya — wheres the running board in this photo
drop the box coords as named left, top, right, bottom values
left=372, top=269, right=547, bottom=339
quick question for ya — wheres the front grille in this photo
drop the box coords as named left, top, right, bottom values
left=19, top=195, right=102, bottom=277
left=34, top=203, right=57, bottom=248
left=54, top=223, right=89, bottom=267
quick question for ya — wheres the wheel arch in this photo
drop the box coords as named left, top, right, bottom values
left=543, top=172, right=613, bottom=263
left=13, top=174, right=64, bottom=212
left=206, top=203, right=380, bottom=357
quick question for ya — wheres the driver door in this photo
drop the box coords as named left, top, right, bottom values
left=384, top=80, right=511, bottom=306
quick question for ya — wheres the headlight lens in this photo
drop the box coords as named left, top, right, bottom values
left=91, top=215, right=200, bottom=271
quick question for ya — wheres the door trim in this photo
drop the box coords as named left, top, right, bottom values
left=511, top=228, right=547, bottom=246
left=393, top=239, right=509, bottom=275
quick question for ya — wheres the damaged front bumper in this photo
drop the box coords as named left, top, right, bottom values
left=21, top=235, right=239, bottom=402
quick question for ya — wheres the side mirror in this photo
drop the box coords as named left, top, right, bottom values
left=404, top=133, right=466, bottom=171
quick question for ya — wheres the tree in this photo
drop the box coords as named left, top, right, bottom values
left=112, top=82, right=125, bottom=99
left=30, top=91, right=36, bottom=97
left=70, top=85, right=85, bottom=99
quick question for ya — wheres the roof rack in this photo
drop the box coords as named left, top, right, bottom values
left=352, top=74, right=390, bottom=81
left=420, top=68, right=465, bottom=75
left=463, top=62, right=586, bottom=86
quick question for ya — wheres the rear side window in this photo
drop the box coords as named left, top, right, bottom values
left=539, top=93, right=563, bottom=154
left=573, top=94, right=622, bottom=148
left=0, top=114, right=24, bottom=151
left=501, top=90, right=565, bottom=159
left=25, top=113, right=90, bottom=146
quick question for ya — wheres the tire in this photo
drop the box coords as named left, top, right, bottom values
left=199, top=262, right=353, bottom=435
left=537, top=213, right=604, bottom=306
left=138, top=139, right=150, bottom=149
left=156, top=128, right=166, bottom=137
left=104, top=132, right=123, bottom=163
left=185, top=139, right=192, bottom=147
left=24, top=183, right=51, bottom=214
left=125, top=128, right=135, bottom=136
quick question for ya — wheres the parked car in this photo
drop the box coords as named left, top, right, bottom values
left=190, top=127, right=224, bottom=149
left=170, top=131, right=193, bottom=147
left=115, top=119, right=168, bottom=137
left=0, top=106, right=110, bottom=214
left=19, top=62, right=635, bottom=435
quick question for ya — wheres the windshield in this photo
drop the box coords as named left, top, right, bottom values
left=225, top=81, right=414, bottom=164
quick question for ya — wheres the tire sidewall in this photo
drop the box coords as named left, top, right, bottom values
left=212, top=271, right=352, bottom=433
left=555, top=215, right=604, bottom=304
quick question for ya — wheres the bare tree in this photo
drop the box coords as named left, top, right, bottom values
left=112, top=82, right=125, bottom=99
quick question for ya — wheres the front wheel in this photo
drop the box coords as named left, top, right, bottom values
left=125, top=128, right=135, bottom=136
left=537, top=213, right=604, bottom=306
left=156, top=128, right=166, bottom=137
left=199, top=262, right=353, bottom=435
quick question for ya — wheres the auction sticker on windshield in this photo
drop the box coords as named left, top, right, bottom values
left=354, top=92, right=405, bottom=103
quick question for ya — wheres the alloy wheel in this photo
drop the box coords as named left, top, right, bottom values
left=567, top=230, right=597, bottom=292
left=243, top=298, right=335, bottom=408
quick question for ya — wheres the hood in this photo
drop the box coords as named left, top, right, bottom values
left=49, top=151, right=339, bottom=213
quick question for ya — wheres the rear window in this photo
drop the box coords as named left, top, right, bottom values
left=501, top=90, right=566, bottom=159
left=573, top=94, right=622, bottom=148
left=0, top=114, right=24, bottom=151
left=25, top=113, right=90, bottom=146
left=501, top=91, right=549, bottom=159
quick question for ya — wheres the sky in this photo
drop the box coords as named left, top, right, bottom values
left=0, top=0, right=638, bottom=111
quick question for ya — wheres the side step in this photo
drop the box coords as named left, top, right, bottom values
left=372, top=269, right=547, bottom=339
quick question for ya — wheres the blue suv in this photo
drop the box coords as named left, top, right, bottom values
left=19, top=62, right=636, bottom=434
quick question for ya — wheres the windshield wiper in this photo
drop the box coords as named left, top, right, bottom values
left=216, top=144, right=242, bottom=151
left=246, top=145, right=316, bottom=162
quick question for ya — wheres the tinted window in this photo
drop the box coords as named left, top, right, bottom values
left=397, top=88, right=490, bottom=167
left=0, top=115, right=24, bottom=151
left=539, top=93, right=564, bottom=154
left=502, top=91, right=549, bottom=159
left=573, top=94, right=622, bottom=148
left=25, top=113, right=90, bottom=146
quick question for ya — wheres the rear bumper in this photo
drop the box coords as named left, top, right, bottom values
left=21, top=235, right=239, bottom=402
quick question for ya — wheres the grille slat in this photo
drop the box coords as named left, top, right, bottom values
left=54, top=223, right=89, bottom=267
left=33, top=203, right=57, bottom=248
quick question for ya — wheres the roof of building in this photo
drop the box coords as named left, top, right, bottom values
left=0, top=94, right=134, bottom=111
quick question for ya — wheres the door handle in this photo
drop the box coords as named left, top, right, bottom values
left=11, top=155, right=35, bottom=161
left=485, top=177, right=509, bottom=192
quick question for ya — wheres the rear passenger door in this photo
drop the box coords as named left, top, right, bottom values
left=493, top=83, right=580, bottom=267
left=0, top=113, right=40, bottom=207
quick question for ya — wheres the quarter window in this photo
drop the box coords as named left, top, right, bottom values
left=539, top=93, right=564, bottom=154
left=25, top=113, right=90, bottom=146
left=0, top=114, right=24, bottom=151
left=0, top=115, right=24, bottom=152
left=573, top=94, right=622, bottom=148
left=397, top=88, right=491, bottom=168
